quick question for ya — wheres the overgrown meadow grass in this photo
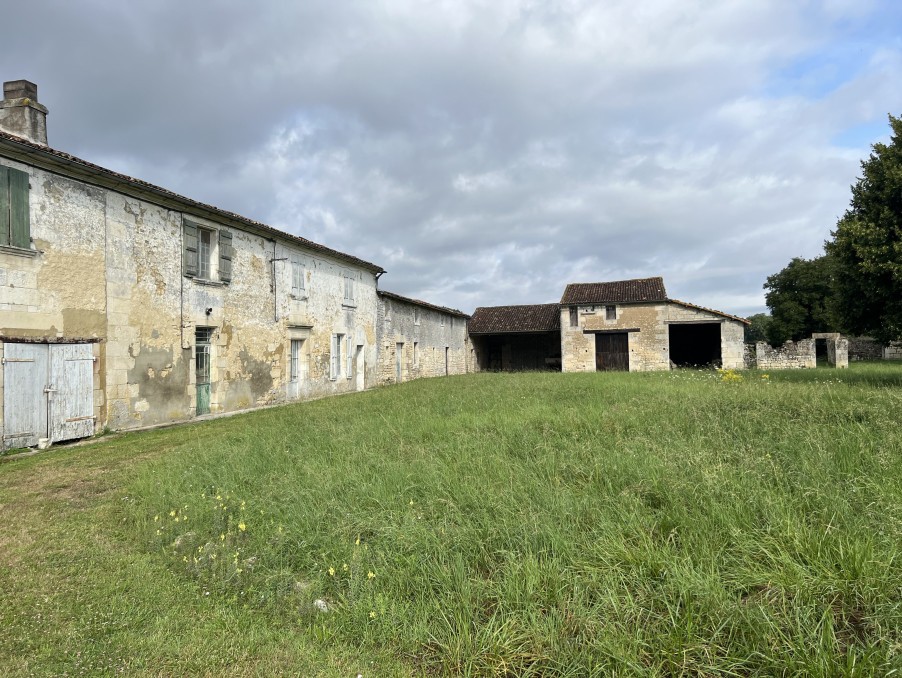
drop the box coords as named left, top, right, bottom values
left=2, top=363, right=902, bottom=675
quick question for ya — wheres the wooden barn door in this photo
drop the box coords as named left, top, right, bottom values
left=3, top=342, right=94, bottom=449
left=48, top=344, right=95, bottom=443
left=2, top=343, right=49, bottom=449
left=595, top=333, right=629, bottom=371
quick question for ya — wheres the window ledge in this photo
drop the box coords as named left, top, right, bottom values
left=0, top=244, right=40, bottom=258
left=189, top=277, right=226, bottom=288
left=290, top=293, right=309, bottom=301
left=342, top=302, right=357, bottom=309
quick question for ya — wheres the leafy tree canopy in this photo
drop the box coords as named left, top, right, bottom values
left=744, top=313, right=772, bottom=344
left=763, top=255, right=837, bottom=344
left=825, top=114, right=902, bottom=344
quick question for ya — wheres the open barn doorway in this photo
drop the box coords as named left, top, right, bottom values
left=669, top=323, right=722, bottom=368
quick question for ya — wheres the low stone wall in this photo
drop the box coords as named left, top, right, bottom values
left=756, top=339, right=816, bottom=370
left=885, top=342, right=902, bottom=359
left=848, top=337, right=884, bottom=361
left=744, top=343, right=756, bottom=369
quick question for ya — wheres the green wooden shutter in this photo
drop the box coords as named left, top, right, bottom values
left=183, top=221, right=198, bottom=277
left=218, top=229, right=232, bottom=283
left=8, top=168, right=30, bottom=249
left=0, top=166, right=9, bottom=247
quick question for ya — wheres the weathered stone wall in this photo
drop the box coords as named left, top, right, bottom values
left=848, top=337, right=885, bottom=361
left=376, top=294, right=471, bottom=385
left=886, top=342, right=902, bottom=360
left=756, top=340, right=816, bottom=369
left=561, top=302, right=746, bottom=372
left=827, top=337, right=849, bottom=369
left=744, top=343, right=757, bottom=369
left=0, top=156, right=379, bottom=443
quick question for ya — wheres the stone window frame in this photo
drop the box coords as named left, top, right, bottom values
left=605, top=305, right=617, bottom=321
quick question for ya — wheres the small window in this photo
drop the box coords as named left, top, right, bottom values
left=441, top=315, right=445, bottom=328
left=343, top=274, right=355, bottom=305
left=291, top=257, right=305, bottom=296
left=413, top=341, right=419, bottom=367
left=606, top=305, right=616, bottom=321
left=414, top=308, right=420, bottom=325
left=0, top=165, right=30, bottom=249
left=569, top=306, right=578, bottom=327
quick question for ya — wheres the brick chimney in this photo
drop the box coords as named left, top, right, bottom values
left=0, top=80, right=48, bottom=146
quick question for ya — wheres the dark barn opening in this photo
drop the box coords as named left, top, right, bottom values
left=669, top=323, right=722, bottom=368
left=595, top=332, right=629, bottom=371
left=469, top=304, right=562, bottom=372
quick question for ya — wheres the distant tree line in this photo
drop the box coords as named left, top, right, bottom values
left=749, top=114, right=902, bottom=346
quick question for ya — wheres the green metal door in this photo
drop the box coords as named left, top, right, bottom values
left=195, top=328, right=213, bottom=415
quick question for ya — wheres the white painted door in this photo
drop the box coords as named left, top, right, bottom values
left=48, top=344, right=95, bottom=443
left=2, top=343, right=49, bottom=449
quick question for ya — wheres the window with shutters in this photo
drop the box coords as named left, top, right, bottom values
left=183, top=220, right=233, bottom=284
left=290, top=256, right=306, bottom=298
left=0, top=165, right=31, bottom=250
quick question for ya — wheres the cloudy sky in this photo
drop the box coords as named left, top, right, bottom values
left=3, top=1, right=900, bottom=315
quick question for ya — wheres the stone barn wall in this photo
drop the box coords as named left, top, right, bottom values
left=376, top=292, right=471, bottom=385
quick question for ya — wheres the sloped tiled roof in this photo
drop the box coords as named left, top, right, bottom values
left=468, top=304, right=561, bottom=334
left=668, top=299, right=751, bottom=325
left=378, top=290, right=469, bottom=318
left=560, top=277, right=667, bottom=305
left=0, top=130, right=384, bottom=273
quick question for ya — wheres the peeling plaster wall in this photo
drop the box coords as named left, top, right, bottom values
left=376, top=295, right=471, bottom=384
left=560, top=302, right=746, bottom=372
left=1, top=155, right=379, bottom=440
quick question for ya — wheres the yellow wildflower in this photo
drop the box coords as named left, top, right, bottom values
left=342, top=563, right=348, bottom=571
left=367, top=571, right=375, bottom=579
left=328, top=567, right=335, bottom=576
left=238, top=522, right=246, bottom=532
left=220, top=533, right=225, bottom=541
left=355, top=537, right=361, bottom=546
left=369, top=611, right=377, bottom=619
left=169, top=510, right=176, bottom=517
left=153, top=515, right=159, bottom=522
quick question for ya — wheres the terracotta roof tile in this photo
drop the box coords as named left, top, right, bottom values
left=469, top=304, right=560, bottom=334
left=560, top=277, right=667, bottom=305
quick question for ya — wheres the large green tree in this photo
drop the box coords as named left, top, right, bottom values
left=744, top=313, right=772, bottom=344
left=763, top=255, right=836, bottom=344
left=825, top=114, right=902, bottom=344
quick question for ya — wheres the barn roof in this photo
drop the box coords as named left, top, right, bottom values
left=377, top=290, right=469, bottom=318
left=560, top=277, right=667, bottom=305
left=468, top=304, right=561, bottom=334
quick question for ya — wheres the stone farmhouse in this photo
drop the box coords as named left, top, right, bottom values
left=0, top=80, right=472, bottom=450
left=0, top=80, right=750, bottom=451
left=470, top=277, right=748, bottom=372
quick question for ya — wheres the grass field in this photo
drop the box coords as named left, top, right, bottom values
left=2, top=364, right=902, bottom=676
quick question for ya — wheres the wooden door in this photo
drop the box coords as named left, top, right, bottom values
left=2, top=343, right=48, bottom=449
left=595, top=333, right=629, bottom=371
left=48, top=344, right=95, bottom=443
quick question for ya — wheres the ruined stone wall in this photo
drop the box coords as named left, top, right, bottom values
left=848, top=337, right=885, bottom=361
left=886, top=342, right=902, bottom=360
left=756, top=339, right=816, bottom=369
left=376, top=295, right=470, bottom=385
